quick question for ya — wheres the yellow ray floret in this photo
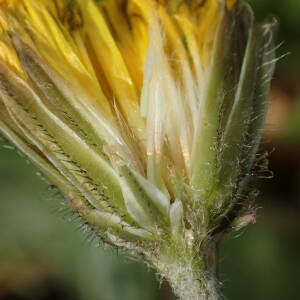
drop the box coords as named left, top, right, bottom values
left=0, top=0, right=235, bottom=184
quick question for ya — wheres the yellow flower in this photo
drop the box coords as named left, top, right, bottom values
left=0, top=1, right=276, bottom=299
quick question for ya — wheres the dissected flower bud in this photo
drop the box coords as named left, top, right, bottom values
left=0, top=1, right=276, bottom=299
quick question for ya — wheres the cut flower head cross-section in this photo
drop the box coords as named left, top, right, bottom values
left=0, top=0, right=276, bottom=299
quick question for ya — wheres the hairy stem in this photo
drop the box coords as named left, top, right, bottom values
left=153, top=242, right=220, bottom=300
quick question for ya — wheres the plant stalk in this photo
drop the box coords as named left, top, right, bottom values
left=153, top=242, right=220, bottom=300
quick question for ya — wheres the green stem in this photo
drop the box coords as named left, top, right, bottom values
left=167, top=265, right=220, bottom=300
left=153, top=243, right=220, bottom=300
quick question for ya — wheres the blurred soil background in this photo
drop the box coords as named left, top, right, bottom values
left=0, top=0, right=300, bottom=299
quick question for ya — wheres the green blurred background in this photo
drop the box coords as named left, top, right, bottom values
left=1, top=1, right=300, bottom=299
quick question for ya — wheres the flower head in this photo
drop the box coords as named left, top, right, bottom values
left=0, top=1, right=276, bottom=298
